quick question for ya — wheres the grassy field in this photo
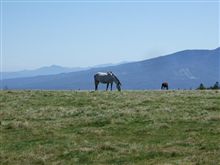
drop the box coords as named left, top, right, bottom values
left=0, top=90, right=220, bottom=165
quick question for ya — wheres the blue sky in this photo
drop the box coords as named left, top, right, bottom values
left=1, top=0, right=219, bottom=71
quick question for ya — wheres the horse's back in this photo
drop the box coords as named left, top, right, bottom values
left=94, top=72, right=113, bottom=83
left=162, top=82, right=168, bottom=86
left=94, top=72, right=107, bottom=80
left=96, top=72, right=108, bottom=76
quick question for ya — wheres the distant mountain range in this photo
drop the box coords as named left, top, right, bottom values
left=1, top=65, right=86, bottom=79
left=1, top=62, right=129, bottom=80
left=1, top=47, right=219, bottom=90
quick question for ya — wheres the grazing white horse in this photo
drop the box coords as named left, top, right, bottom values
left=94, top=72, right=121, bottom=91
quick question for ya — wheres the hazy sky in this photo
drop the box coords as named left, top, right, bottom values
left=1, top=0, right=219, bottom=71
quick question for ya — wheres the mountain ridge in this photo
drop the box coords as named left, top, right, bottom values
left=1, top=61, right=130, bottom=80
left=1, top=47, right=219, bottom=90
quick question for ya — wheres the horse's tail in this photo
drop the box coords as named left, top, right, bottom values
left=94, top=74, right=99, bottom=90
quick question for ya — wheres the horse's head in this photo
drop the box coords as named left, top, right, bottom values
left=110, top=72, right=121, bottom=91
left=116, top=83, right=121, bottom=91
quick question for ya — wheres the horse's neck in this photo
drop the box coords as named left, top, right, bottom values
left=113, top=79, right=118, bottom=84
left=112, top=75, right=119, bottom=84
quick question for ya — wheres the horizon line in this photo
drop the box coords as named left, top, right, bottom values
left=2, top=46, right=219, bottom=72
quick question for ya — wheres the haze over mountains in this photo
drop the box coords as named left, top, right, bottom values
left=1, top=65, right=85, bottom=79
left=1, top=62, right=129, bottom=79
left=1, top=47, right=219, bottom=90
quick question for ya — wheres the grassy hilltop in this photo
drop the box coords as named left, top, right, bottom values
left=0, top=90, right=220, bottom=164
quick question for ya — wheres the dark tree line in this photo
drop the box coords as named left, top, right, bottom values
left=197, top=82, right=219, bottom=90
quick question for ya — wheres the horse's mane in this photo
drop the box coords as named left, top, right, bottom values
left=111, top=72, right=121, bottom=85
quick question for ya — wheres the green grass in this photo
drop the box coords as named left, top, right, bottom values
left=0, top=90, right=220, bottom=164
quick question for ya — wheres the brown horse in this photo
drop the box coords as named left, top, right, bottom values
left=161, top=82, right=169, bottom=90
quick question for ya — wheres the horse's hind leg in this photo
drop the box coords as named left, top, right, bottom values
left=95, top=81, right=99, bottom=91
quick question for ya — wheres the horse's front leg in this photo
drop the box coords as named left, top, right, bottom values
left=110, top=83, right=113, bottom=91
left=106, top=83, right=109, bottom=91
